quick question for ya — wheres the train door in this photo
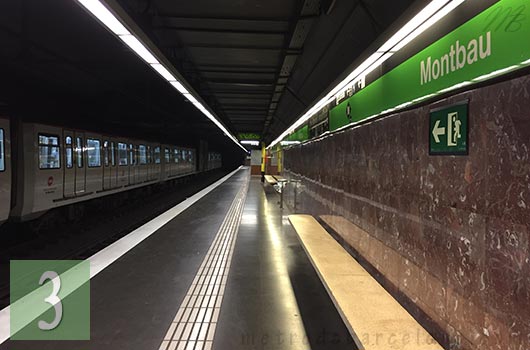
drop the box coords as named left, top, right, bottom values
left=138, top=144, right=147, bottom=182
left=63, top=131, right=75, bottom=197
left=110, top=141, right=117, bottom=188
left=153, top=146, right=161, bottom=181
left=146, top=145, right=151, bottom=181
left=74, top=132, right=86, bottom=194
left=164, top=147, right=171, bottom=179
left=129, top=143, right=136, bottom=185
left=172, top=148, right=179, bottom=177
left=117, top=142, right=128, bottom=186
left=0, top=119, right=11, bottom=223
left=103, top=140, right=112, bottom=190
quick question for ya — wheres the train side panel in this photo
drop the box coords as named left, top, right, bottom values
left=0, top=118, right=11, bottom=223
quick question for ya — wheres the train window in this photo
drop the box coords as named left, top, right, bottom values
left=75, top=137, right=83, bottom=168
left=39, top=134, right=61, bottom=169
left=103, top=141, right=109, bottom=167
left=0, top=129, right=4, bottom=172
left=173, top=149, right=179, bottom=163
left=164, top=148, right=170, bottom=163
left=118, top=143, right=128, bottom=166
left=87, top=139, right=101, bottom=167
left=65, top=136, right=73, bottom=169
left=154, top=146, right=161, bottom=164
left=138, top=145, right=147, bottom=165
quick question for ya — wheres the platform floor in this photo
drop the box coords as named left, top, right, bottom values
left=2, top=168, right=354, bottom=350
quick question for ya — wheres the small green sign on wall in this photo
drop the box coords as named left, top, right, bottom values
left=429, top=101, right=468, bottom=155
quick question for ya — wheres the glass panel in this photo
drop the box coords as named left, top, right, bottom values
left=76, top=137, right=83, bottom=168
left=173, top=149, right=178, bottom=163
left=66, top=148, right=73, bottom=169
left=66, top=136, right=72, bottom=145
left=138, top=145, right=147, bottom=165
left=39, top=135, right=59, bottom=146
left=39, top=134, right=61, bottom=169
left=87, top=139, right=101, bottom=167
left=118, top=142, right=128, bottom=166
left=0, top=129, right=5, bottom=172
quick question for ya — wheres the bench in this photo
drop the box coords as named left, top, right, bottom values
left=288, top=215, right=442, bottom=350
left=264, top=175, right=278, bottom=186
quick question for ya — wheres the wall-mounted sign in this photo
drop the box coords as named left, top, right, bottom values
left=429, top=101, right=468, bottom=155
left=329, top=0, right=530, bottom=132
left=238, top=133, right=261, bottom=140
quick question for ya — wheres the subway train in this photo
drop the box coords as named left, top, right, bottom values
left=0, top=117, right=222, bottom=224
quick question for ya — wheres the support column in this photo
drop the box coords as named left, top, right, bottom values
left=277, top=145, right=283, bottom=174
left=260, top=143, right=266, bottom=183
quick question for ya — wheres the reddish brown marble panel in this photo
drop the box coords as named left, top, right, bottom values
left=283, top=73, right=530, bottom=350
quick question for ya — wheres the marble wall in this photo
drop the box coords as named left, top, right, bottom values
left=283, top=74, right=530, bottom=350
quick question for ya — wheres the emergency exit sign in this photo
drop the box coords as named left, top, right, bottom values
left=429, top=101, right=468, bottom=155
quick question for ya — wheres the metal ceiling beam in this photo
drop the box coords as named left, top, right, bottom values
left=153, top=14, right=291, bottom=23
left=213, top=91, right=273, bottom=96
left=197, top=64, right=279, bottom=70
left=186, top=44, right=290, bottom=51
left=154, top=27, right=286, bottom=36
left=208, top=80, right=275, bottom=87
left=262, top=0, right=320, bottom=138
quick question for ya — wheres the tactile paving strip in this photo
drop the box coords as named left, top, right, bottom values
left=159, top=177, right=249, bottom=350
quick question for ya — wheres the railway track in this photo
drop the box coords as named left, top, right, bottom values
left=0, top=170, right=228, bottom=308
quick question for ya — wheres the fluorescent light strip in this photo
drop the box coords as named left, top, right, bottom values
left=437, top=81, right=472, bottom=94
left=119, top=35, right=158, bottom=64
left=170, top=81, right=190, bottom=94
left=379, top=0, right=452, bottom=52
left=75, top=0, right=248, bottom=153
left=268, top=0, right=465, bottom=149
left=472, top=65, right=520, bottom=82
left=240, top=140, right=260, bottom=146
left=522, top=58, right=530, bottom=65
left=77, top=0, right=130, bottom=35
left=392, top=0, right=465, bottom=53
left=150, top=63, right=176, bottom=81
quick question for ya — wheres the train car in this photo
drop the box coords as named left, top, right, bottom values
left=9, top=122, right=209, bottom=222
left=207, top=152, right=222, bottom=170
left=0, top=117, right=11, bottom=224
left=0, top=120, right=222, bottom=224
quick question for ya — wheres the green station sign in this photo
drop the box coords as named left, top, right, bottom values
left=238, top=133, right=261, bottom=140
left=284, top=0, right=530, bottom=144
left=329, top=0, right=530, bottom=131
left=429, top=101, right=468, bottom=155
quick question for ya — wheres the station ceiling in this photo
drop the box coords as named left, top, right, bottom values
left=0, top=0, right=419, bottom=149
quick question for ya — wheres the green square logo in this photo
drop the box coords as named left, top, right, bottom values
left=10, top=260, right=90, bottom=340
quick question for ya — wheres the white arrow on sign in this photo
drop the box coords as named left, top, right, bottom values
left=432, top=120, right=445, bottom=143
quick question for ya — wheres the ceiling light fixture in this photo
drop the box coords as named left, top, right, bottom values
left=268, top=0, right=465, bottom=149
left=240, top=140, right=260, bottom=146
left=119, top=35, right=158, bottom=64
left=75, top=0, right=247, bottom=152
